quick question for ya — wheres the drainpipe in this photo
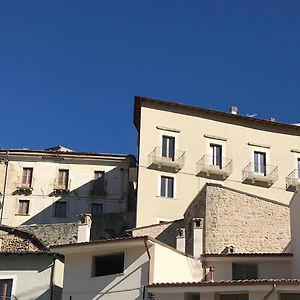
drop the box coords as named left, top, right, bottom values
left=263, top=283, right=276, bottom=300
left=0, top=152, right=9, bottom=225
left=143, top=238, right=151, bottom=300
left=50, top=257, right=55, bottom=300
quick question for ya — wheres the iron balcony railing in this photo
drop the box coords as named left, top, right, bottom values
left=286, top=169, right=300, bottom=189
left=17, top=176, right=34, bottom=190
left=196, top=155, right=233, bottom=178
left=53, top=178, right=71, bottom=192
left=242, top=162, right=278, bottom=185
left=148, top=147, right=185, bottom=170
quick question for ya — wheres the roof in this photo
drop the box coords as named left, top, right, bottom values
left=148, top=279, right=300, bottom=288
left=51, top=235, right=148, bottom=250
left=0, top=148, right=135, bottom=160
left=134, top=95, right=300, bottom=134
left=203, top=253, right=293, bottom=257
left=0, top=225, right=47, bottom=251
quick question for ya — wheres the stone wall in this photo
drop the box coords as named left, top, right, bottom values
left=0, top=228, right=40, bottom=252
left=203, top=184, right=290, bottom=253
left=131, top=219, right=184, bottom=249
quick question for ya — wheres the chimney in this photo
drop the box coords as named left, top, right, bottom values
left=229, top=106, right=238, bottom=115
left=176, top=228, right=185, bottom=252
left=193, top=218, right=204, bottom=258
left=77, top=214, right=92, bottom=243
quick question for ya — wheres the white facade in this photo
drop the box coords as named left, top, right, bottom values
left=134, top=96, right=300, bottom=226
left=53, top=237, right=201, bottom=300
left=0, top=148, right=136, bottom=226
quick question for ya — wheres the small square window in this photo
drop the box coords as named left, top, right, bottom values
left=18, top=200, right=29, bottom=215
left=160, top=176, right=174, bottom=198
left=232, top=263, right=258, bottom=280
left=54, top=201, right=67, bottom=218
left=93, top=253, right=124, bottom=277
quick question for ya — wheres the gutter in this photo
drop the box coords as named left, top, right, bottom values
left=50, top=257, right=55, bottom=300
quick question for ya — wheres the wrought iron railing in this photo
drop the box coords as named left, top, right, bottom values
left=196, top=155, right=233, bottom=176
left=242, top=162, right=278, bottom=183
left=286, top=169, right=300, bottom=188
left=148, top=147, right=185, bottom=169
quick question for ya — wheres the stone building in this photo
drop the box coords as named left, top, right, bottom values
left=134, top=96, right=300, bottom=227
left=0, top=146, right=136, bottom=226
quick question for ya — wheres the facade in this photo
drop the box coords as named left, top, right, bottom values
left=134, top=96, right=300, bottom=227
left=53, top=236, right=201, bottom=300
left=0, top=225, right=63, bottom=300
left=0, top=146, right=136, bottom=226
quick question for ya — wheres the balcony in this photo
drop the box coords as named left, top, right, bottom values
left=197, top=155, right=233, bottom=179
left=90, top=180, right=107, bottom=196
left=242, top=162, right=278, bottom=186
left=148, top=147, right=185, bottom=171
left=53, top=178, right=71, bottom=194
left=286, top=169, right=300, bottom=190
left=16, top=177, right=34, bottom=194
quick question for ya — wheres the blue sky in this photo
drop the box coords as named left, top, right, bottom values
left=0, top=1, right=299, bottom=155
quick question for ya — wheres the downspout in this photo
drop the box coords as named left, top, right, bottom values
left=143, top=238, right=151, bottom=300
left=0, top=151, right=9, bottom=225
left=50, top=257, right=55, bottom=300
left=263, top=283, right=276, bottom=300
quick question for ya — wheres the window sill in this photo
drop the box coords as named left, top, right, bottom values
left=91, top=272, right=124, bottom=278
left=15, top=213, right=30, bottom=216
left=53, top=215, right=68, bottom=218
left=156, top=196, right=177, bottom=200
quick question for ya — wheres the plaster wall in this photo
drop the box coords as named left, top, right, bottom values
left=0, top=255, right=53, bottom=300
left=61, top=246, right=149, bottom=300
left=136, top=105, right=300, bottom=226
left=0, top=155, right=134, bottom=226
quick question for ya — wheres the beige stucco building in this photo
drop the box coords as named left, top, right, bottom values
left=0, top=146, right=136, bottom=226
left=134, top=96, right=300, bottom=227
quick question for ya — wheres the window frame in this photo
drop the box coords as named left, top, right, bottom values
left=53, top=201, right=67, bottom=218
left=232, top=263, right=258, bottom=280
left=91, top=203, right=103, bottom=216
left=162, top=135, right=175, bottom=161
left=57, top=169, right=69, bottom=189
left=92, top=252, right=125, bottom=277
left=160, top=175, right=174, bottom=198
left=17, top=199, right=30, bottom=215
left=21, top=167, right=33, bottom=187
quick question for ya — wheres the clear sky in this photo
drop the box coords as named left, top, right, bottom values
left=0, top=1, right=299, bottom=155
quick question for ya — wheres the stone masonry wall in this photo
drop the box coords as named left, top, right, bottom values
left=204, top=185, right=290, bottom=253
left=0, top=229, right=40, bottom=252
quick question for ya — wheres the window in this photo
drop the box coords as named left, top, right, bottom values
left=220, top=295, right=248, bottom=300
left=210, top=144, right=222, bottom=168
left=162, top=135, right=175, bottom=161
left=93, top=253, right=124, bottom=277
left=281, top=294, right=300, bottom=300
left=57, top=169, right=69, bottom=189
left=254, top=151, right=266, bottom=175
left=297, top=159, right=300, bottom=178
left=54, top=201, right=67, bottom=217
left=18, top=200, right=29, bottom=215
left=22, top=167, right=33, bottom=187
left=91, top=203, right=103, bottom=216
left=92, top=171, right=105, bottom=192
left=160, top=176, right=174, bottom=198
left=232, top=263, right=258, bottom=280
left=0, top=279, right=13, bottom=299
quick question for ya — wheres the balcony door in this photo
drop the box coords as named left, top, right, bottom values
left=210, top=144, right=222, bottom=169
left=162, top=136, right=175, bottom=161
left=254, top=151, right=266, bottom=175
left=298, top=158, right=300, bottom=179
